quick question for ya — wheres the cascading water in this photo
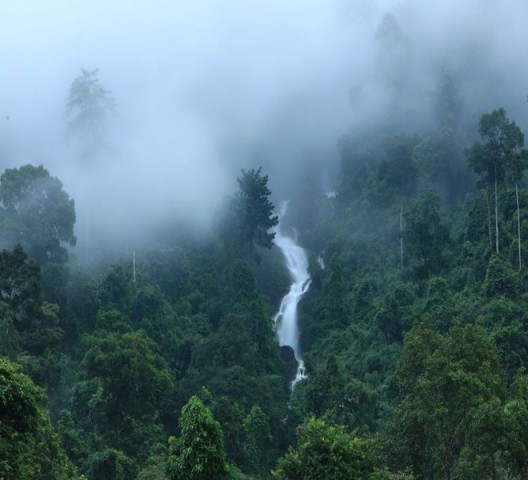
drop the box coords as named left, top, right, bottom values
left=273, top=203, right=311, bottom=389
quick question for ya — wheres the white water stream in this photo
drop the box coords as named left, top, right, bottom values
left=273, top=204, right=312, bottom=389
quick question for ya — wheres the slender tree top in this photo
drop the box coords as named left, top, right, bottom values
left=66, top=68, right=116, bottom=156
left=234, top=167, right=278, bottom=253
left=467, top=108, right=527, bottom=186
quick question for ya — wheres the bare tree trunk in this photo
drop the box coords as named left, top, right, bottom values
left=400, top=203, right=403, bottom=269
left=517, top=183, right=522, bottom=270
left=133, top=251, right=137, bottom=283
left=486, top=190, right=492, bottom=249
left=495, top=172, right=499, bottom=254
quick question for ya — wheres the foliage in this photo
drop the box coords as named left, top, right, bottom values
left=3, top=98, right=528, bottom=480
left=0, top=358, right=82, bottom=479
left=0, top=164, right=76, bottom=264
left=375, top=136, right=418, bottom=203
left=273, top=417, right=377, bottom=480
left=78, top=312, right=174, bottom=455
left=467, top=108, right=526, bottom=189
left=222, top=167, right=278, bottom=258
left=0, top=245, right=40, bottom=330
left=404, top=190, right=451, bottom=283
left=241, top=405, right=272, bottom=477
left=166, top=395, right=230, bottom=480
left=84, top=449, right=135, bottom=480
left=385, top=321, right=506, bottom=479
left=467, top=108, right=528, bottom=254
left=483, top=254, right=520, bottom=299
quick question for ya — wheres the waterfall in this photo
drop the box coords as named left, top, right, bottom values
left=273, top=203, right=311, bottom=389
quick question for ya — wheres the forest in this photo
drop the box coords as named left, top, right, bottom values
left=3, top=1, right=528, bottom=479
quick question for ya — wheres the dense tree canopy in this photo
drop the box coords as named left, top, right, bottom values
left=4, top=58, right=528, bottom=480
left=386, top=322, right=506, bottom=479
left=273, top=417, right=377, bottom=480
left=166, top=395, right=230, bottom=480
left=467, top=108, right=528, bottom=254
left=404, top=190, right=451, bottom=283
left=0, top=358, right=82, bottom=479
left=0, top=164, right=76, bottom=264
left=0, top=245, right=40, bottom=328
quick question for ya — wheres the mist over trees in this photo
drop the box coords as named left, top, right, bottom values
left=0, top=164, right=76, bottom=263
left=3, top=1, right=528, bottom=479
left=221, top=168, right=279, bottom=260
left=66, top=68, right=117, bottom=159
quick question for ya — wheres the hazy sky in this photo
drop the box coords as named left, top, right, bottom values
left=1, top=0, right=528, bottom=256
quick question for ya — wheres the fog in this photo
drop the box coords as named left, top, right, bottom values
left=1, top=0, right=528, bottom=260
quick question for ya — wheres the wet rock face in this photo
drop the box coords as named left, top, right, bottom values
left=279, top=345, right=299, bottom=383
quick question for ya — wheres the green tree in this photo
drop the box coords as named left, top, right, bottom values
left=375, top=282, right=416, bottom=342
left=303, top=355, right=348, bottom=424
left=375, top=137, right=417, bottom=204
left=467, top=108, right=526, bottom=254
left=0, top=358, right=82, bottom=479
left=166, top=395, right=230, bottom=480
left=506, top=135, right=528, bottom=269
left=224, top=167, right=278, bottom=258
left=0, top=164, right=76, bottom=264
left=503, top=372, right=528, bottom=478
left=80, top=312, right=174, bottom=443
left=273, top=417, right=376, bottom=480
left=241, top=405, right=272, bottom=477
left=320, top=256, right=348, bottom=329
left=84, top=449, right=135, bottom=480
left=0, top=246, right=41, bottom=330
left=71, top=309, right=174, bottom=473
left=483, top=254, right=519, bottom=299
left=386, top=321, right=506, bottom=479
left=404, top=190, right=450, bottom=283
left=0, top=246, right=66, bottom=390
left=66, top=68, right=116, bottom=156
left=413, top=126, right=469, bottom=204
